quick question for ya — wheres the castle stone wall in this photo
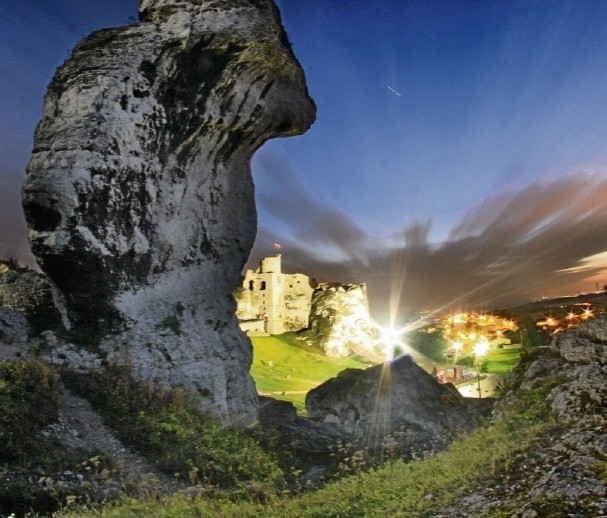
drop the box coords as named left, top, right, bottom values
left=235, top=255, right=314, bottom=334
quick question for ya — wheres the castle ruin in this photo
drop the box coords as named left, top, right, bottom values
left=235, top=255, right=315, bottom=334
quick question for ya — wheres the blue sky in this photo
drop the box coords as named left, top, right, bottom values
left=266, top=0, right=607, bottom=238
left=2, top=0, right=607, bottom=315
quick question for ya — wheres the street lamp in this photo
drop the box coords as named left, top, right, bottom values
left=473, top=338, right=489, bottom=398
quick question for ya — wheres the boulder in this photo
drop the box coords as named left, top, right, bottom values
left=306, top=355, right=488, bottom=451
left=258, top=396, right=346, bottom=454
left=22, top=0, right=315, bottom=425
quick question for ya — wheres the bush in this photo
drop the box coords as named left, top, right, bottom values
left=519, top=318, right=550, bottom=348
left=63, top=366, right=284, bottom=497
left=0, top=260, right=61, bottom=332
left=0, top=360, right=59, bottom=460
left=408, top=330, right=449, bottom=363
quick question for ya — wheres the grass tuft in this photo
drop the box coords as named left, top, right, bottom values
left=0, top=359, right=59, bottom=460
left=62, top=366, right=284, bottom=497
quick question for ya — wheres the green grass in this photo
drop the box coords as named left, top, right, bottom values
left=250, top=333, right=371, bottom=411
left=485, top=347, right=522, bottom=374
left=58, top=337, right=562, bottom=518
left=62, top=367, right=284, bottom=494
left=250, top=335, right=521, bottom=407
left=62, top=400, right=552, bottom=517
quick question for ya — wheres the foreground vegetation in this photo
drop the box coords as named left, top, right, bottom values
left=62, top=366, right=285, bottom=494
left=59, top=371, right=557, bottom=517
left=0, top=359, right=59, bottom=460
left=0, top=340, right=566, bottom=516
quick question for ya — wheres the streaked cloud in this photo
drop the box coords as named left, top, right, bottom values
left=250, top=153, right=607, bottom=319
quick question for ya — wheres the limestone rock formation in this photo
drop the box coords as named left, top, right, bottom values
left=304, top=283, right=379, bottom=357
left=306, top=355, right=489, bottom=451
left=22, top=0, right=315, bottom=425
left=495, top=315, right=607, bottom=423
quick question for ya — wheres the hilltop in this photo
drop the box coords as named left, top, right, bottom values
left=250, top=333, right=371, bottom=411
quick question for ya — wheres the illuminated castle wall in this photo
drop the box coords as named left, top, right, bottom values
left=235, top=255, right=315, bottom=335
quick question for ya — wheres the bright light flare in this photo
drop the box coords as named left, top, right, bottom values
left=582, top=308, right=594, bottom=320
left=378, top=325, right=408, bottom=361
left=474, top=339, right=489, bottom=357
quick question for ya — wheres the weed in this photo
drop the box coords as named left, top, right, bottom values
left=62, top=366, right=284, bottom=498
left=0, top=359, right=59, bottom=460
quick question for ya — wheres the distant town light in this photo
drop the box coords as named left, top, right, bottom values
left=582, top=308, right=594, bottom=320
left=473, top=339, right=489, bottom=358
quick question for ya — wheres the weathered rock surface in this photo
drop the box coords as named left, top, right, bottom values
left=495, top=316, right=607, bottom=422
left=439, top=315, right=607, bottom=517
left=22, top=0, right=315, bottom=425
left=0, top=309, right=30, bottom=360
left=306, top=355, right=490, bottom=451
left=304, top=283, right=378, bottom=357
left=258, top=396, right=346, bottom=454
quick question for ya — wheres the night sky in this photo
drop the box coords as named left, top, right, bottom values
left=2, top=0, right=607, bottom=320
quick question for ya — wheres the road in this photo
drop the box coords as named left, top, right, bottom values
left=457, top=373, right=501, bottom=398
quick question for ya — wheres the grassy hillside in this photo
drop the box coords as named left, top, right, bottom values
left=62, top=368, right=556, bottom=517
left=250, top=333, right=372, bottom=411
left=250, top=333, right=521, bottom=409
left=485, top=347, right=521, bottom=374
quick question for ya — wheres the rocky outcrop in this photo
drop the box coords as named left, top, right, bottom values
left=441, top=315, right=607, bottom=517
left=495, top=315, right=607, bottom=422
left=304, top=283, right=378, bottom=357
left=22, top=0, right=315, bottom=425
left=306, top=355, right=490, bottom=451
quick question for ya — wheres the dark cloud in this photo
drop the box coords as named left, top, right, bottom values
left=256, top=153, right=370, bottom=264
left=250, top=155, right=607, bottom=320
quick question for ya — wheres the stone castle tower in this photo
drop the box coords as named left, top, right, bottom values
left=235, top=255, right=315, bottom=334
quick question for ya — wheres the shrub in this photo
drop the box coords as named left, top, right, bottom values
left=408, top=330, right=449, bottom=363
left=519, top=318, right=550, bottom=348
left=63, top=366, right=284, bottom=497
left=0, top=359, right=59, bottom=460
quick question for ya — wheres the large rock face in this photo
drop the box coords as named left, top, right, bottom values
left=304, top=283, right=379, bottom=357
left=22, top=0, right=315, bottom=425
left=306, top=355, right=489, bottom=451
